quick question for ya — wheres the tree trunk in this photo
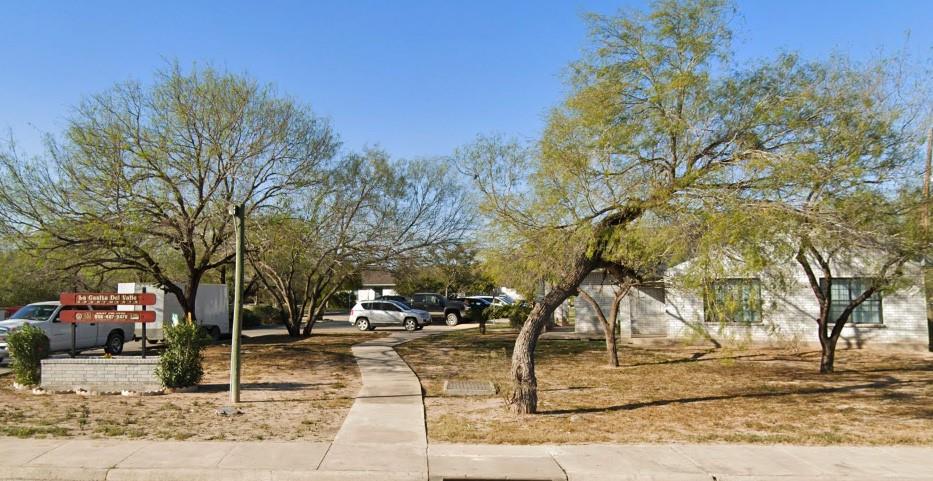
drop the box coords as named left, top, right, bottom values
left=284, top=301, right=302, bottom=337
left=576, top=288, right=621, bottom=368
left=301, top=299, right=317, bottom=337
left=507, top=253, right=599, bottom=414
left=182, top=272, right=203, bottom=319
left=604, top=320, right=619, bottom=367
left=819, top=334, right=838, bottom=373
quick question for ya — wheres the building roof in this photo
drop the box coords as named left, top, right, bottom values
left=361, top=270, right=396, bottom=287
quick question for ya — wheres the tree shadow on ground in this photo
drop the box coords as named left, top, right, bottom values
left=541, top=376, right=921, bottom=415
left=197, top=381, right=342, bottom=392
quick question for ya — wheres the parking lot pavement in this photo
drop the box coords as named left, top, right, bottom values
left=17, top=320, right=468, bottom=362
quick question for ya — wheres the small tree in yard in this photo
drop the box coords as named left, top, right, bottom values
left=574, top=267, right=636, bottom=368
left=156, top=321, right=210, bottom=389
left=6, top=324, right=50, bottom=386
left=690, top=54, right=930, bottom=373
left=249, top=152, right=470, bottom=336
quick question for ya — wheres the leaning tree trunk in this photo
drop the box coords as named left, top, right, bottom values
left=508, top=253, right=599, bottom=414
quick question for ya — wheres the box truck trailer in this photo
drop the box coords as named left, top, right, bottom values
left=117, top=283, right=230, bottom=341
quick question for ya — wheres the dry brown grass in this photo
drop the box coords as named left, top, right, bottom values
left=0, top=332, right=382, bottom=441
left=397, top=328, right=933, bottom=445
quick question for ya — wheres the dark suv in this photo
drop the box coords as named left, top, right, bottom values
left=410, top=293, right=489, bottom=326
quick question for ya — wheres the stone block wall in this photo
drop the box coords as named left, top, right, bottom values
left=40, top=358, right=162, bottom=393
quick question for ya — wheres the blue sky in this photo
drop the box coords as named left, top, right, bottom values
left=1, top=1, right=930, bottom=160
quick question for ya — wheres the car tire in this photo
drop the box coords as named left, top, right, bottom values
left=356, top=318, right=370, bottom=331
left=104, top=331, right=124, bottom=355
left=445, top=312, right=460, bottom=326
left=404, top=317, right=418, bottom=331
left=208, top=326, right=221, bottom=341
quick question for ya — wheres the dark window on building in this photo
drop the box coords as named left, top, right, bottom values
left=704, top=279, right=762, bottom=324
left=819, top=278, right=883, bottom=324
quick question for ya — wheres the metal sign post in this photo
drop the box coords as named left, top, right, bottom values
left=228, top=203, right=245, bottom=403
left=70, top=323, right=76, bottom=358
left=141, top=287, right=147, bottom=359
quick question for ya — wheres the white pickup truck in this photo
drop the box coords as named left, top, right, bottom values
left=0, top=302, right=134, bottom=363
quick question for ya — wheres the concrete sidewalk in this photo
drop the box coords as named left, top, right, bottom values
left=316, top=329, right=439, bottom=479
left=1, top=438, right=929, bottom=481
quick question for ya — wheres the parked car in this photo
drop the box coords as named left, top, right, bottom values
left=348, top=300, right=431, bottom=331
left=467, top=295, right=513, bottom=307
left=411, top=293, right=489, bottom=326
left=375, top=295, right=411, bottom=304
left=0, top=302, right=135, bottom=362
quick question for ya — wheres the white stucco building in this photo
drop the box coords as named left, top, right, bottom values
left=355, top=270, right=398, bottom=302
left=574, top=258, right=930, bottom=350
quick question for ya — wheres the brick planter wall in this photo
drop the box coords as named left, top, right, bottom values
left=40, top=358, right=162, bottom=393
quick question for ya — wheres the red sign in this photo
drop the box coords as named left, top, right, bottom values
left=60, top=292, right=156, bottom=306
left=59, top=310, right=156, bottom=323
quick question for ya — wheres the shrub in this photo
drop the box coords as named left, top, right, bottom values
left=156, top=321, right=210, bottom=388
left=241, top=309, right=261, bottom=329
left=6, top=324, right=50, bottom=386
left=483, top=303, right=532, bottom=328
left=245, top=304, right=286, bottom=327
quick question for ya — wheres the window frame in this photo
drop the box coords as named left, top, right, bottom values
left=818, top=277, right=883, bottom=325
left=380, top=302, right=400, bottom=312
left=704, top=278, right=764, bottom=325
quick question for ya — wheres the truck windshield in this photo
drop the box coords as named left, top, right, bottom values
left=10, top=305, right=57, bottom=321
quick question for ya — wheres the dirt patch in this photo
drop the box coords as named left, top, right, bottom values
left=0, top=332, right=382, bottom=441
left=397, top=329, right=933, bottom=445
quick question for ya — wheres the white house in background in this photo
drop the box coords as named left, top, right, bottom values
left=355, top=270, right=398, bottom=302
left=573, top=257, right=930, bottom=349
left=496, top=287, right=524, bottom=302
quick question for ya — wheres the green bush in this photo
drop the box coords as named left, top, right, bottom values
left=483, top=303, right=532, bottom=328
left=242, top=309, right=261, bottom=329
left=6, top=324, right=50, bottom=386
left=245, top=304, right=286, bottom=327
left=156, top=321, right=210, bottom=388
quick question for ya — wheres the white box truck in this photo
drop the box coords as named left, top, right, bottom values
left=117, top=283, right=229, bottom=341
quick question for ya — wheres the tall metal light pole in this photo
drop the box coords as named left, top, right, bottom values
left=228, top=203, right=245, bottom=403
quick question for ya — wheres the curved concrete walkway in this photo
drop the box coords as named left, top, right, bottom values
left=316, top=328, right=441, bottom=479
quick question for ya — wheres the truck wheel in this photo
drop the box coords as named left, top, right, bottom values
left=356, top=318, right=370, bottom=331
left=445, top=312, right=460, bottom=326
left=404, top=317, right=418, bottom=331
left=104, top=332, right=124, bottom=355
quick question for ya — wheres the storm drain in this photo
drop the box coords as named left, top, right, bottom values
left=443, top=379, right=497, bottom=396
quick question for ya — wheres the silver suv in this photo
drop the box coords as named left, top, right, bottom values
left=348, top=300, right=431, bottom=331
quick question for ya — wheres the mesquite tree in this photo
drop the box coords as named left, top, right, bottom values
left=249, top=152, right=469, bottom=336
left=0, top=65, right=337, bottom=315
left=574, top=266, right=635, bottom=368
left=688, top=53, right=929, bottom=373
left=463, top=0, right=896, bottom=413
